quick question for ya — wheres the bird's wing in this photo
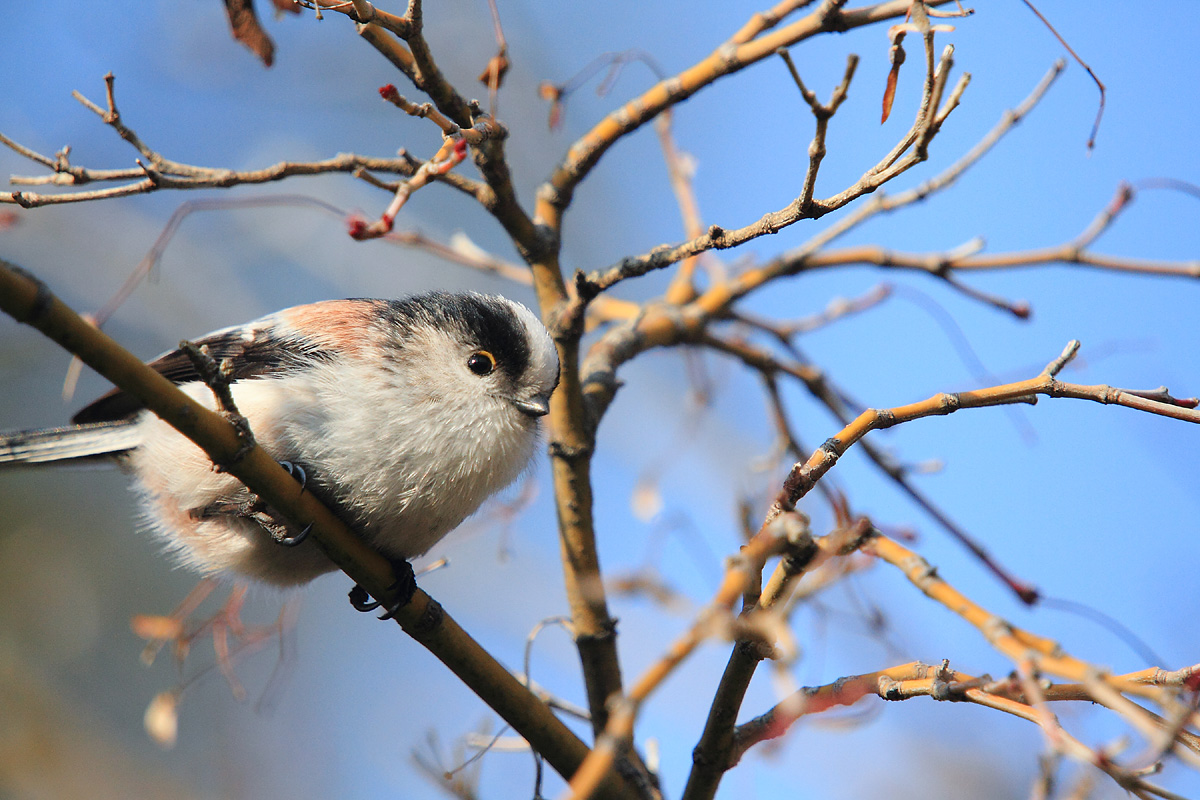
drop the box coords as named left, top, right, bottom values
left=71, top=300, right=375, bottom=424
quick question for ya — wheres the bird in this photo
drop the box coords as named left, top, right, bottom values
left=0, top=291, right=560, bottom=604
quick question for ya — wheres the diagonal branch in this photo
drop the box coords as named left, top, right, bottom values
left=538, top=0, right=964, bottom=231
left=680, top=58, right=1065, bottom=311
left=698, top=330, right=1040, bottom=601
left=746, top=181, right=1200, bottom=303
left=675, top=338, right=1198, bottom=800
left=343, top=0, right=542, bottom=256
left=563, top=511, right=841, bottom=800
left=865, top=535, right=1200, bottom=786
left=579, top=40, right=967, bottom=296
left=0, top=258, right=634, bottom=800
left=774, top=339, right=1200, bottom=515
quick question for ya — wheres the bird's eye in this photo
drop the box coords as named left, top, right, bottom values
left=467, top=350, right=496, bottom=376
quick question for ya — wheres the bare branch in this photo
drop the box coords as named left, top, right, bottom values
left=700, top=330, right=1040, bottom=603
left=348, top=0, right=415, bottom=38
left=732, top=660, right=1200, bottom=767
left=778, top=50, right=859, bottom=209
left=578, top=35, right=967, bottom=299
left=656, top=109, right=708, bottom=305
left=1017, top=0, right=1105, bottom=148
left=2, top=132, right=489, bottom=207
left=754, top=181, right=1200, bottom=297
left=775, top=339, right=1200, bottom=514
left=565, top=511, right=849, bottom=800
left=349, top=137, right=470, bottom=240
left=539, top=0, right=967, bottom=229
left=692, top=59, right=1065, bottom=309
left=0, top=258, right=632, bottom=800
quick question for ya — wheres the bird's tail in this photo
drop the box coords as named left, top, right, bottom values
left=0, top=420, right=142, bottom=467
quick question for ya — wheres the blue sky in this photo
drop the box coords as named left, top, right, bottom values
left=0, top=2, right=1197, bottom=799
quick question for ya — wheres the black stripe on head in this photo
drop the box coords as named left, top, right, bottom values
left=378, top=292, right=532, bottom=380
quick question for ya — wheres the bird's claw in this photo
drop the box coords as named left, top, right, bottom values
left=279, top=460, right=308, bottom=491
left=348, top=584, right=379, bottom=612
left=274, top=522, right=312, bottom=547
left=267, top=460, right=313, bottom=546
left=348, top=560, right=417, bottom=620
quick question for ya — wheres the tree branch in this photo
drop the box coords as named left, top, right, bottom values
left=2, top=137, right=487, bottom=208
left=538, top=0, right=965, bottom=230
left=0, top=258, right=635, bottom=800
left=563, top=510, right=827, bottom=800
left=579, top=36, right=967, bottom=296
left=750, top=181, right=1200, bottom=298
left=775, top=339, right=1200, bottom=514
left=677, top=58, right=1066, bottom=312
left=732, top=661, right=1200, bottom=767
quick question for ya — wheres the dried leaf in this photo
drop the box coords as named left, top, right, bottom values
left=477, top=51, right=510, bottom=89
left=144, top=691, right=179, bottom=749
left=131, top=614, right=183, bottom=641
left=538, top=82, right=565, bottom=131
left=223, top=0, right=275, bottom=67
left=882, top=27, right=906, bottom=124
left=881, top=64, right=899, bottom=124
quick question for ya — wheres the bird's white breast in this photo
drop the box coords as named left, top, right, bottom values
left=280, top=357, right=539, bottom=558
left=127, top=355, right=540, bottom=586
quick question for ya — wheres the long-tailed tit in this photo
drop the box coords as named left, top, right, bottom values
left=0, top=292, right=559, bottom=608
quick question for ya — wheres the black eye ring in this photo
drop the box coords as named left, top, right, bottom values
left=467, top=350, right=497, bottom=376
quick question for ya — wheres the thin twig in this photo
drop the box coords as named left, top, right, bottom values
left=775, top=340, right=1200, bottom=515
left=2, top=138, right=489, bottom=207
left=539, top=0, right=965, bottom=228
left=700, top=331, right=1041, bottom=602
left=732, top=660, right=1200, bottom=766
left=580, top=37, right=964, bottom=297
left=562, top=511, right=826, bottom=800
left=1017, top=0, right=1105, bottom=149
left=685, top=60, right=1065, bottom=310
left=778, top=49, right=859, bottom=210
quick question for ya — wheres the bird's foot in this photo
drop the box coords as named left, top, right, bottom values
left=348, top=560, right=417, bottom=620
left=270, top=460, right=312, bottom=546
left=189, top=459, right=313, bottom=547
left=278, top=460, right=308, bottom=491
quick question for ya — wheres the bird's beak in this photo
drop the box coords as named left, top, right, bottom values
left=512, top=393, right=551, bottom=418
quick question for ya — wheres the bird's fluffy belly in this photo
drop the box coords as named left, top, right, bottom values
left=126, top=373, right=536, bottom=584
